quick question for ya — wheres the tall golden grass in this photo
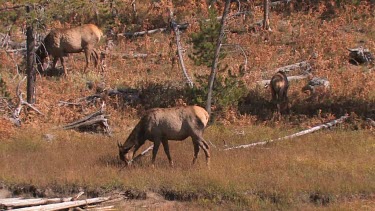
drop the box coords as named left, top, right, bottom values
left=0, top=125, right=374, bottom=209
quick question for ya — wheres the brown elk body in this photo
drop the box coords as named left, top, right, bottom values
left=270, top=71, right=289, bottom=114
left=36, top=24, right=103, bottom=75
left=118, top=106, right=211, bottom=167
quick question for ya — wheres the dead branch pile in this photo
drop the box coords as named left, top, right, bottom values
left=348, top=47, right=374, bottom=65
left=62, top=102, right=112, bottom=135
left=8, top=77, right=44, bottom=126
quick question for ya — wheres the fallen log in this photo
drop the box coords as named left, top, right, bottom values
left=367, top=118, right=375, bottom=127
left=0, top=197, right=73, bottom=209
left=224, top=115, right=349, bottom=150
left=255, top=0, right=292, bottom=8
left=132, top=145, right=154, bottom=163
left=275, top=61, right=312, bottom=74
left=258, top=74, right=311, bottom=86
left=62, top=102, right=112, bottom=135
left=123, top=23, right=189, bottom=38
left=11, top=197, right=110, bottom=211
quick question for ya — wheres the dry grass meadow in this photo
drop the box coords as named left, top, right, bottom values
left=0, top=0, right=375, bottom=210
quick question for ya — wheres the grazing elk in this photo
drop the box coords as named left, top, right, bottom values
left=270, top=71, right=289, bottom=114
left=118, top=106, right=211, bottom=167
left=36, top=24, right=103, bottom=75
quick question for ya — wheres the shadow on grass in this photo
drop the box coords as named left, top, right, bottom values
left=238, top=89, right=374, bottom=121
left=40, top=67, right=65, bottom=78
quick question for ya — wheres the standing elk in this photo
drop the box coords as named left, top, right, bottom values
left=36, top=24, right=103, bottom=75
left=270, top=71, right=289, bottom=114
left=118, top=106, right=211, bottom=167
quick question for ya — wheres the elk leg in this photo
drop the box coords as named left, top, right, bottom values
left=161, top=139, right=173, bottom=167
left=84, top=49, right=91, bottom=72
left=192, top=140, right=200, bottom=165
left=52, top=57, right=58, bottom=69
left=92, top=49, right=99, bottom=68
left=192, top=135, right=210, bottom=167
left=151, top=139, right=161, bottom=167
left=271, top=87, right=277, bottom=103
left=59, top=57, right=66, bottom=75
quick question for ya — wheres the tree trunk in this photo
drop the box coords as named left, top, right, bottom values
left=263, top=0, right=271, bottom=31
left=206, top=0, right=231, bottom=115
left=26, top=7, right=36, bottom=104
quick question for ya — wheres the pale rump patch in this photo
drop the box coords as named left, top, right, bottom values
left=192, top=106, right=209, bottom=127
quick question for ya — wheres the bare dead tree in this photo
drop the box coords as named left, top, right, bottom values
left=10, top=77, right=44, bottom=126
left=131, top=0, right=137, bottom=16
left=169, top=9, right=194, bottom=88
left=263, top=0, right=271, bottom=31
left=206, top=0, right=232, bottom=115
left=26, top=5, right=36, bottom=104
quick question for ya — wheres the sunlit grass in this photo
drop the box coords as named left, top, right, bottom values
left=0, top=124, right=374, bottom=209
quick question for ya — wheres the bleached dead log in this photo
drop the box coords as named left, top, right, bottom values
left=123, top=23, right=189, bottom=38
left=275, top=61, right=312, bottom=74
left=11, top=197, right=110, bottom=211
left=258, top=74, right=310, bottom=86
left=348, top=47, right=374, bottom=65
left=62, top=102, right=111, bottom=135
left=224, top=115, right=349, bottom=150
left=169, top=10, right=193, bottom=88
left=367, top=118, right=375, bottom=127
left=255, top=0, right=292, bottom=8
left=132, top=145, right=154, bottom=162
left=0, top=197, right=75, bottom=208
left=122, top=53, right=148, bottom=59
left=86, top=205, right=115, bottom=211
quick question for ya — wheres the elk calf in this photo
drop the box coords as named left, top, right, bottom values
left=270, top=71, right=289, bottom=114
left=118, top=106, right=211, bottom=167
left=36, top=24, right=103, bottom=75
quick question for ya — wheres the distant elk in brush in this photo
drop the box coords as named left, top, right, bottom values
left=36, top=24, right=103, bottom=75
left=118, top=106, right=211, bottom=167
left=270, top=71, right=289, bottom=114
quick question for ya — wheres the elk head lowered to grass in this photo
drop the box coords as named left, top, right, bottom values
left=36, top=24, right=103, bottom=75
left=118, top=106, right=211, bottom=167
left=270, top=71, right=289, bottom=114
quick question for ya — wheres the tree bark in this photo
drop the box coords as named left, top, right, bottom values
left=263, top=0, right=271, bottom=31
left=26, top=7, right=36, bottom=104
left=206, top=0, right=231, bottom=115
